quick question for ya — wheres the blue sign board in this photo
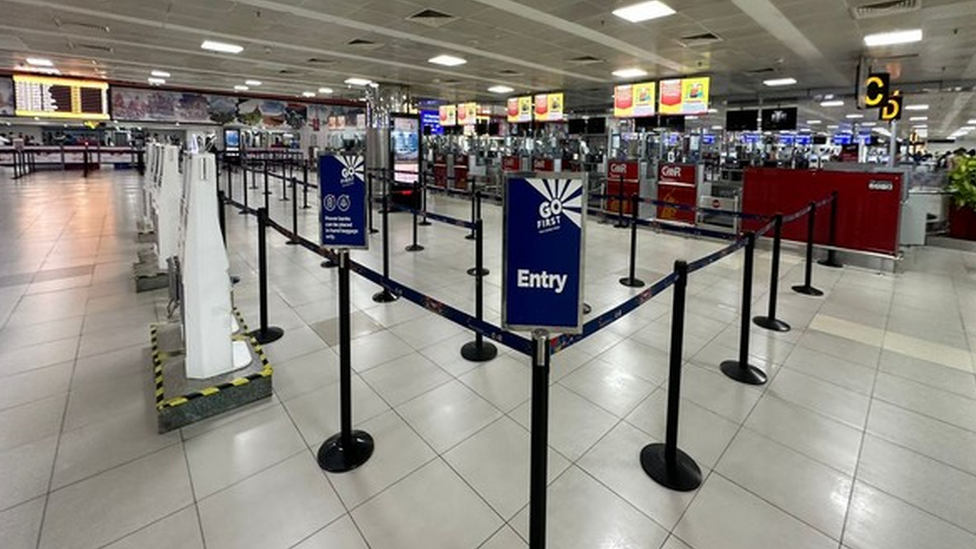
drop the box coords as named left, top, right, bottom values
left=319, top=154, right=369, bottom=249
left=502, top=175, right=586, bottom=333
left=421, top=110, right=444, bottom=135
left=702, top=134, right=716, bottom=145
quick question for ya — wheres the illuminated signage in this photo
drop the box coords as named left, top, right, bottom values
left=533, top=93, right=564, bottom=122
left=508, top=96, right=533, bottom=123
left=457, top=102, right=478, bottom=125
left=864, top=73, right=890, bottom=108
left=14, top=75, right=109, bottom=120
left=439, top=104, right=457, bottom=127
left=614, top=82, right=657, bottom=118
left=880, top=93, right=903, bottom=121
left=658, top=77, right=710, bottom=116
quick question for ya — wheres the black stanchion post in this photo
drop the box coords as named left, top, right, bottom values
left=287, top=175, right=300, bottom=245
left=467, top=193, right=490, bottom=277
left=137, top=148, right=145, bottom=176
left=302, top=163, right=310, bottom=209
left=614, top=175, right=627, bottom=229
left=819, top=191, right=843, bottom=268
left=640, top=260, right=702, bottom=492
left=249, top=155, right=258, bottom=189
left=792, top=202, right=824, bottom=297
left=263, top=159, right=271, bottom=212
left=217, top=189, right=227, bottom=245
left=368, top=173, right=378, bottom=234
left=405, top=205, right=424, bottom=252
left=225, top=155, right=234, bottom=205
left=248, top=208, right=285, bottom=344
left=241, top=163, right=251, bottom=215
left=465, top=182, right=477, bottom=241
left=419, top=162, right=431, bottom=226
left=318, top=250, right=375, bottom=472
left=372, top=191, right=399, bottom=303
left=461, top=218, right=498, bottom=362
left=620, top=194, right=646, bottom=288
left=528, top=329, right=551, bottom=549
left=753, top=214, right=791, bottom=332
left=83, top=146, right=90, bottom=179
left=721, top=233, right=768, bottom=385
left=280, top=171, right=290, bottom=201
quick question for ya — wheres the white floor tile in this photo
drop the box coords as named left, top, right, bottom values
left=284, top=376, right=390, bottom=447
left=867, top=399, right=976, bottom=477
left=458, top=355, right=531, bottom=412
left=397, top=381, right=502, bottom=453
left=292, top=516, right=369, bottom=549
left=0, top=497, right=45, bottom=549
left=560, top=358, right=657, bottom=418
left=768, top=369, right=870, bottom=429
left=510, top=384, right=618, bottom=462
left=101, top=506, right=204, bottom=549
left=0, top=435, right=57, bottom=511
left=362, top=352, right=452, bottom=407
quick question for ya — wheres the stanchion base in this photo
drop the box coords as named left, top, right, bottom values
left=405, top=244, right=425, bottom=252
left=583, top=303, right=592, bottom=315
left=640, top=443, right=702, bottom=492
left=752, top=316, right=791, bottom=333
left=238, top=209, right=250, bottom=216
left=461, top=341, right=498, bottom=362
left=619, top=277, right=646, bottom=288
left=792, top=285, right=824, bottom=297
left=317, top=431, right=375, bottom=473
left=248, top=326, right=284, bottom=345
left=465, top=234, right=476, bottom=241
left=301, top=205, right=312, bottom=210
left=286, top=240, right=300, bottom=246
left=818, top=258, right=844, bottom=269
left=467, top=267, right=490, bottom=277
left=419, top=220, right=432, bottom=226
left=720, top=360, right=768, bottom=386
left=369, top=228, right=380, bottom=234
left=321, top=260, right=338, bottom=269
left=372, top=290, right=399, bottom=303
left=280, top=197, right=290, bottom=202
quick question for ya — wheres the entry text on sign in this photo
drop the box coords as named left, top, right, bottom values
left=516, top=269, right=569, bottom=294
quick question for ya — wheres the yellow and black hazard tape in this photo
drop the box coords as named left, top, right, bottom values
left=151, top=308, right=274, bottom=411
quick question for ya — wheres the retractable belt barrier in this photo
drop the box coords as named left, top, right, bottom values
left=591, top=208, right=740, bottom=242
left=386, top=202, right=475, bottom=230
left=589, top=193, right=770, bottom=222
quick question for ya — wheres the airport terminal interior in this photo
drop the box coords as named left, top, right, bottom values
left=2, top=1, right=976, bottom=549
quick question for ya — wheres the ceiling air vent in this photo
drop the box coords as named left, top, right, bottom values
left=851, top=0, right=920, bottom=19
left=497, top=69, right=523, bottom=76
left=567, top=55, right=603, bottom=65
left=53, top=17, right=109, bottom=33
left=407, top=9, right=458, bottom=28
left=347, top=38, right=383, bottom=50
left=441, top=79, right=462, bottom=85
left=70, top=42, right=114, bottom=54
left=278, top=69, right=305, bottom=76
left=306, top=57, right=337, bottom=65
left=676, top=32, right=723, bottom=48
left=745, top=67, right=776, bottom=74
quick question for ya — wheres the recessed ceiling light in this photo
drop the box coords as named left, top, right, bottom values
left=428, top=55, right=467, bottom=66
left=909, top=116, right=928, bottom=122
left=905, top=104, right=929, bottom=111
left=26, top=58, right=53, bottom=67
left=846, top=114, right=864, bottom=119
left=820, top=100, right=845, bottom=107
left=302, top=91, right=316, bottom=98
left=245, top=80, right=262, bottom=86
left=827, top=125, right=840, bottom=129
left=150, top=70, right=170, bottom=78
left=147, top=77, right=166, bottom=85
left=707, top=108, right=718, bottom=114
left=234, top=85, right=249, bottom=91
left=763, top=77, right=797, bottom=87
left=807, top=120, right=822, bottom=125
left=344, top=77, right=373, bottom=86
left=969, top=119, right=976, bottom=125
left=488, top=85, right=514, bottom=94
left=913, top=125, right=928, bottom=129
left=318, top=87, right=334, bottom=94
left=864, top=29, right=923, bottom=47
left=711, top=125, right=723, bottom=130
left=201, top=40, right=243, bottom=54
left=612, top=68, right=648, bottom=79
left=861, top=122, right=876, bottom=127
left=612, top=1, right=676, bottom=23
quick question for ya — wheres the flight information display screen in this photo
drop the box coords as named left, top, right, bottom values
left=14, top=75, right=110, bottom=120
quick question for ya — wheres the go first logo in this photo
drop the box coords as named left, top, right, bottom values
left=528, top=178, right=584, bottom=233
left=337, top=155, right=364, bottom=187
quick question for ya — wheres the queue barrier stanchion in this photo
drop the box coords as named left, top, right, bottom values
left=368, top=173, right=379, bottom=235
left=819, top=191, right=843, bottom=269
left=721, top=233, right=768, bottom=386
left=217, top=189, right=227, bottom=246
left=619, top=194, right=646, bottom=288
left=640, top=260, right=702, bottom=492
left=318, top=249, right=375, bottom=472
left=248, top=208, right=285, bottom=345
left=465, top=182, right=477, bottom=241
left=225, top=155, right=234, bottom=205
left=419, top=168, right=431, bottom=226
left=753, top=214, right=791, bottom=333
left=302, top=163, right=311, bottom=210
left=528, top=329, right=551, bottom=549
left=461, top=217, right=498, bottom=362
left=137, top=149, right=145, bottom=176
left=249, top=157, right=259, bottom=189
left=372, top=191, right=399, bottom=303
left=614, top=175, right=627, bottom=229
left=792, top=202, right=824, bottom=297
left=83, top=146, right=90, bottom=179
left=287, top=176, right=300, bottom=245
left=263, top=159, right=271, bottom=212
left=405, top=200, right=424, bottom=252
left=240, top=163, right=251, bottom=215
left=280, top=169, right=290, bottom=201
left=467, top=192, right=489, bottom=277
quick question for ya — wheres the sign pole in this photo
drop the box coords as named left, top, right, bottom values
left=528, top=329, right=551, bottom=549
left=818, top=192, right=843, bottom=268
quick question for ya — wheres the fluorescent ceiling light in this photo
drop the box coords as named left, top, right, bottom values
left=763, top=77, right=797, bottom=87
left=969, top=119, right=976, bottom=125
left=245, top=80, right=262, bottom=86
left=820, top=100, right=844, bottom=107
left=846, top=114, right=864, bottom=119
left=807, top=120, right=822, bottom=125
left=344, top=77, right=373, bottom=86
left=150, top=70, right=170, bottom=78
left=201, top=40, right=243, bottom=54
left=905, top=104, right=929, bottom=111
left=488, top=85, right=514, bottom=94
left=612, top=1, right=676, bottom=23
left=26, top=58, right=53, bottom=67
left=234, top=85, right=249, bottom=91
left=827, top=125, right=840, bottom=129
left=912, top=125, right=928, bottom=129
left=428, top=55, right=467, bottom=67
left=302, top=91, right=316, bottom=97
left=318, top=87, right=334, bottom=94
left=612, top=68, right=648, bottom=79
left=147, top=77, right=166, bottom=85
left=864, top=29, right=922, bottom=47
left=861, top=122, right=876, bottom=127
left=707, top=108, right=718, bottom=114
left=909, top=116, right=928, bottom=122
left=711, top=125, right=723, bottom=130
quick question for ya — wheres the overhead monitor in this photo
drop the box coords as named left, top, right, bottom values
left=457, top=102, right=478, bottom=126
left=533, top=93, right=564, bottom=122
left=14, top=74, right=110, bottom=120
left=761, top=107, right=798, bottom=131
left=726, top=110, right=759, bottom=132
left=658, top=77, right=710, bottom=115
left=587, top=117, right=606, bottom=135
left=614, top=82, right=657, bottom=118
left=508, top=96, right=533, bottom=123
left=439, top=105, right=457, bottom=127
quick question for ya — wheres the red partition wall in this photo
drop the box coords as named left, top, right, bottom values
left=741, top=168, right=902, bottom=256
left=607, top=161, right=640, bottom=216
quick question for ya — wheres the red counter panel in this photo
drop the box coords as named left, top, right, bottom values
left=742, top=168, right=901, bottom=256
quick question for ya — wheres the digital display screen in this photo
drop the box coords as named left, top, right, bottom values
left=533, top=93, right=564, bottom=122
left=614, top=82, right=657, bottom=118
left=726, top=110, right=759, bottom=132
left=658, top=77, right=710, bottom=116
left=14, top=75, right=109, bottom=120
left=761, top=107, right=798, bottom=131
left=421, top=110, right=443, bottom=135
left=224, top=129, right=240, bottom=152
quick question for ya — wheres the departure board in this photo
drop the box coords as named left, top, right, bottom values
left=14, top=75, right=110, bottom=120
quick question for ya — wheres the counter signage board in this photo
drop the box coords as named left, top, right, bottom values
left=657, top=163, right=698, bottom=224
left=502, top=174, right=586, bottom=333
left=614, top=82, right=657, bottom=118
left=658, top=77, right=710, bottom=116
left=319, top=153, right=368, bottom=250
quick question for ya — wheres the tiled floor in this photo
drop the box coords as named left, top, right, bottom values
left=1, top=167, right=976, bottom=549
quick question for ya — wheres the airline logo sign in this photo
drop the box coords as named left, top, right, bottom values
left=503, top=175, right=587, bottom=333
left=658, top=163, right=697, bottom=185
left=864, top=73, right=891, bottom=108
left=319, top=154, right=368, bottom=249
left=608, top=161, right=640, bottom=181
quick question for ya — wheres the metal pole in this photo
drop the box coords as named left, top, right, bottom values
left=639, top=260, right=702, bottom=492
left=372, top=191, right=398, bottom=303
left=419, top=158, right=431, bottom=226
left=461, top=218, right=498, bottom=362
left=615, top=175, right=626, bottom=228
left=302, top=163, right=310, bottom=209
left=620, top=193, right=645, bottom=287
left=248, top=208, right=284, bottom=344
left=405, top=205, right=424, bottom=252
left=288, top=175, right=300, bottom=245
left=819, top=191, right=843, bottom=268
left=217, top=189, right=227, bottom=245
left=722, top=233, right=767, bottom=385
left=465, top=182, right=477, bottom=240
left=467, top=193, right=489, bottom=277
left=263, top=159, right=270, bottom=212
left=368, top=173, right=378, bottom=234
left=241, top=162, right=251, bottom=215
left=792, top=202, right=824, bottom=296
left=528, top=330, right=551, bottom=549
left=753, top=214, right=791, bottom=332
left=318, top=250, right=375, bottom=472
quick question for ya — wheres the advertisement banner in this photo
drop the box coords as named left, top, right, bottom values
left=614, top=82, right=656, bottom=118
left=657, top=163, right=698, bottom=224
left=533, top=93, right=565, bottom=122
left=319, top=154, right=369, bottom=249
left=111, top=87, right=237, bottom=124
left=439, top=105, right=457, bottom=127
left=658, top=77, right=710, bottom=116
left=456, top=102, right=478, bottom=125
left=502, top=174, right=586, bottom=333
left=0, top=76, right=14, bottom=116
